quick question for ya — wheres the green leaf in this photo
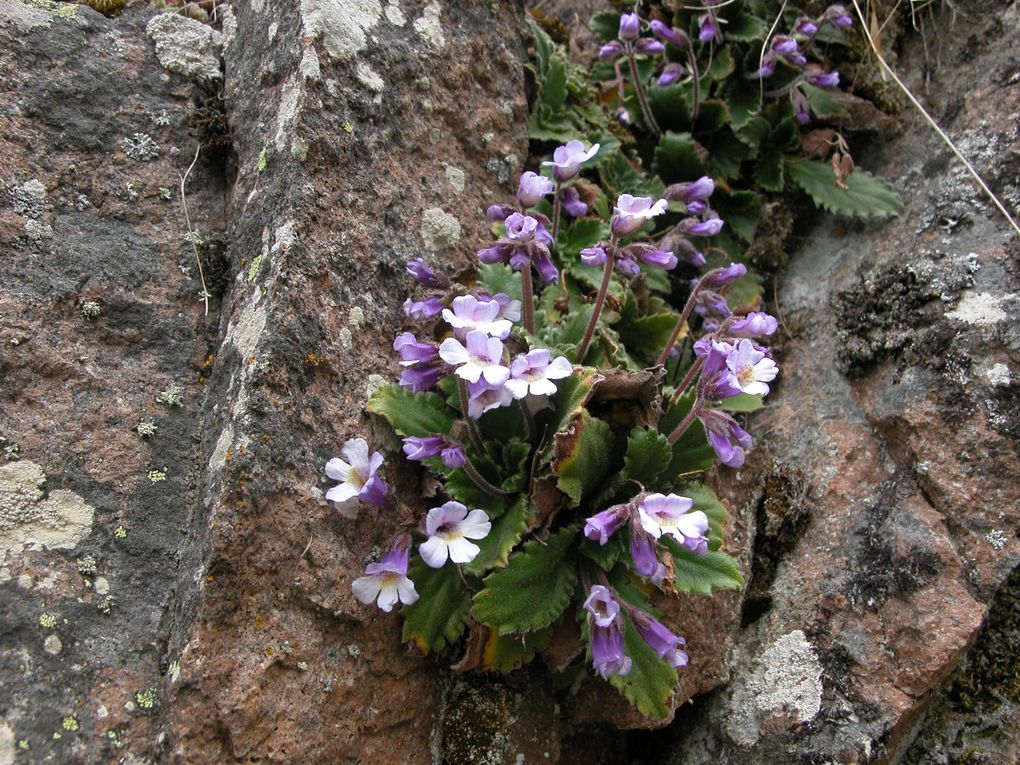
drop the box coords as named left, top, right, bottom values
left=624, top=427, right=673, bottom=489
left=402, top=558, right=471, bottom=652
left=472, top=526, right=579, bottom=634
left=443, top=470, right=511, bottom=517
left=367, top=384, right=457, bottom=437
left=543, top=366, right=602, bottom=440
left=787, top=160, right=904, bottom=219
left=541, top=56, right=568, bottom=110
left=713, top=190, right=761, bottom=243
left=579, top=534, right=626, bottom=571
left=680, top=483, right=728, bottom=551
left=727, top=270, right=764, bottom=312
left=660, top=388, right=716, bottom=477
left=662, top=540, right=745, bottom=594
left=558, top=218, right=610, bottom=255
left=652, top=131, right=705, bottom=184
left=706, top=129, right=749, bottom=180
left=694, top=99, right=730, bottom=133
left=528, top=16, right=553, bottom=76
left=544, top=305, right=594, bottom=357
left=478, top=263, right=522, bottom=302
left=724, top=13, right=768, bottom=41
left=725, top=76, right=764, bottom=130
left=482, top=625, right=553, bottom=672
left=554, top=411, right=614, bottom=505
left=591, top=11, right=620, bottom=43
left=800, top=83, right=845, bottom=119
left=719, top=393, right=763, bottom=413
left=648, top=83, right=692, bottom=134
left=607, top=614, right=678, bottom=719
left=702, top=45, right=735, bottom=82
left=464, top=497, right=531, bottom=575
left=756, top=150, right=785, bottom=192
left=734, top=116, right=770, bottom=152
left=616, top=310, right=680, bottom=358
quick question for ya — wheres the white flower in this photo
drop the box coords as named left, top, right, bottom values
left=442, top=295, right=513, bottom=339
left=505, top=349, right=574, bottom=399
left=351, top=542, right=418, bottom=612
left=325, top=437, right=387, bottom=507
left=725, top=339, right=778, bottom=396
left=466, top=379, right=514, bottom=419
left=542, top=140, right=601, bottom=180
left=637, top=493, right=708, bottom=548
left=438, top=330, right=510, bottom=386
left=419, top=502, right=491, bottom=568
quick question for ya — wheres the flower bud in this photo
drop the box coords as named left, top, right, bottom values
left=618, top=12, right=640, bottom=41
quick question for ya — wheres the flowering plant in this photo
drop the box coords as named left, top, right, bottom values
left=323, top=116, right=792, bottom=716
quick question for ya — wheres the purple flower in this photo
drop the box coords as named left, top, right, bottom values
left=466, top=378, right=513, bottom=419
left=406, top=258, right=444, bottom=287
left=698, top=339, right=742, bottom=400
left=616, top=256, right=641, bottom=277
left=325, top=437, right=388, bottom=508
left=508, top=251, right=530, bottom=272
left=584, top=503, right=631, bottom=545
left=477, top=244, right=511, bottom=265
left=612, top=194, right=668, bottom=237
left=393, top=332, right=439, bottom=365
left=591, top=620, right=631, bottom=679
left=793, top=88, right=810, bottom=125
left=675, top=176, right=715, bottom=203
left=505, top=213, right=539, bottom=243
left=772, top=35, right=798, bottom=56
left=630, top=517, right=666, bottom=582
left=826, top=4, right=853, bottom=28
left=650, top=20, right=688, bottom=49
left=639, top=249, right=678, bottom=270
left=486, top=203, right=515, bottom=222
left=580, top=246, right=609, bottom=268
left=807, top=71, right=840, bottom=88
left=685, top=217, right=725, bottom=237
left=399, top=363, right=443, bottom=393
left=403, top=296, right=445, bottom=320
left=657, top=63, right=683, bottom=87
left=693, top=289, right=731, bottom=321
left=632, top=611, right=689, bottom=668
left=439, top=330, right=510, bottom=386
left=795, top=17, right=819, bottom=36
left=518, top=171, right=554, bottom=208
left=754, top=55, right=776, bottom=79
left=543, top=140, right=600, bottom=182
left=698, top=14, right=720, bottom=43
left=726, top=338, right=779, bottom=396
left=599, top=41, right=623, bottom=61
left=561, top=186, right=588, bottom=217
left=478, top=292, right=522, bottom=323
left=583, top=585, right=620, bottom=627
left=729, top=312, right=779, bottom=337
left=637, top=493, right=709, bottom=554
left=699, top=408, right=753, bottom=468
left=533, top=248, right=560, bottom=284
left=701, top=262, right=747, bottom=288
left=402, top=435, right=446, bottom=461
left=351, top=534, right=418, bottom=612
left=441, top=443, right=466, bottom=468
left=506, top=349, right=573, bottom=399
left=618, top=12, right=640, bottom=41
left=635, top=38, right=665, bottom=56
left=442, top=294, right=513, bottom=339
left=419, top=501, right=491, bottom=568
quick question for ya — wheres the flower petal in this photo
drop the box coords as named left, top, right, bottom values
left=420, top=536, right=449, bottom=568
left=324, top=458, right=352, bottom=482
left=460, top=510, right=492, bottom=539
left=376, top=583, right=400, bottom=612
left=447, top=536, right=481, bottom=564
left=351, top=574, right=381, bottom=605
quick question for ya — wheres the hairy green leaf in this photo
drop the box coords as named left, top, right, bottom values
left=554, top=411, right=614, bottom=505
left=624, top=427, right=673, bottom=489
left=787, top=160, right=904, bottom=219
left=720, top=393, right=763, bottom=413
left=660, top=388, right=716, bottom=478
left=443, top=470, right=511, bottom=518
left=579, top=534, right=626, bottom=570
left=477, top=263, right=522, bottom=302
left=662, top=540, right=745, bottom=594
left=464, top=496, right=531, bottom=575
left=607, top=614, right=678, bottom=719
left=367, top=385, right=457, bottom=437
left=652, top=131, right=706, bottom=184
left=402, top=558, right=471, bottom=652
left=482, top=625, right=553, bottom=672
left=472, top=526, right=579, bottom=634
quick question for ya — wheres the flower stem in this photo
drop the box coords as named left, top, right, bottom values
left=574, top=249, right=616, bottom=364
left=551, top=181, right=563, bottom=241
left=687, top=48, right=701, bottom=123
left=626, top=52, right=661, bottom=137
left=670, top=355, right=705, bottom=406
left=463, top=458, right=511, bottom=497
left=656, top=266, right=724, bottom=366
left=666, top=402, right=700, bottom=445
left=458, top=378, right=485, bottom=453
left=522, top=263, right=536, bottom=335
left=519, top=398, right=537, bottom=444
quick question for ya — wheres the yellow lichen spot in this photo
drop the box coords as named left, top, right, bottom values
left=39, top=612, right=58, bottom=629
left=61, top=717, right=78, bottom=732
left=256, top=147, right=268, bottom=173
left=135, top=688, right=157, bottom=710
left=342, top=121, right=354, bottom=134
left=114, top=525, right=128, bottom=539
left=254, top=613, right=265, bottom=629
left=305, top=352, right=324, bottom=366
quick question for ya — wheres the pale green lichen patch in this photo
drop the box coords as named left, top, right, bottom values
left=38, top=612, right=58, bottom=629
left=300, top=0, right=381, bottom=60
left=156, top=383, right=184, bottom=407
left=1, top=461, right=95, bottom=557
left=413, top=0, right=445, bottom=48
left=81, top=301, right=101, bottom=320
left=135, top=688, right=157, bottom=710
left=147, top=469, right=167, bottom=483
left=136, top=420, right=157, bottom=437
left=420, top=208, right=461, bottom=251
left=60, top=717, right=77, bottom=733
left=23, top=0, right=77, bottom=20
left=146, top=12, right=224, bottom=82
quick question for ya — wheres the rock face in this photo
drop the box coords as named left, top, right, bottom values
left=0, top=0, right=1016, bottom=764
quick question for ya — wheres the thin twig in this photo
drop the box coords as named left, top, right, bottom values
left=850, top=0, right=1020, bottom=238
left=179, top=145, right=210, bottom=317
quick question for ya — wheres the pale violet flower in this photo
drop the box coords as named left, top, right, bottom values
left=482, top=293, right=522, bottom=323
left=518, top=171, right=554, bottom=207
left=439, top=330, right=510, bottom=386
left=505, top=349, right=573, bottom=399
left=325, top=437, right=387, bottom=507
left=442, top=295, right=513, bottom=339
left=583, top=585, right=620, bottom=628
left=542, top=140, right=600, bottom=181
left=725, top=339, right=779, bottom=396
left=612, top=194, right=668, bottom=236
left=638, top=493, right=709, bottom=553
left=466, top=378, right=514, bottom=419
left=504, top=213, right=539, bottom=243
left=419, top=501, right=492, bottom=568
left=351, top=536, right=418, bottom=612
